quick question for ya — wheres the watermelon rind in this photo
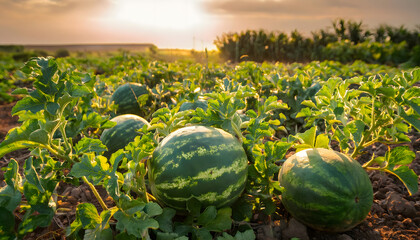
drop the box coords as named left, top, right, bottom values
left=148, top=125, right=248, bottom=211
left=100, top=114, right=150, bottom=157
left=111, top=83, right=148, bottom=116
left=278, top=148, right=373, bottom=232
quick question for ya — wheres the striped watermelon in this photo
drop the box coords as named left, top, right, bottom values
left=148, top=125, right=248, bottom=211
left=100, top=114, right=150, bottom=157
left=111, top=83, right=148, bottom=116
left=278, top=148, right=373, bottom=232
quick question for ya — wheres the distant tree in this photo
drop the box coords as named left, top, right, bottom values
left=55, top=48, right=70, bottom=58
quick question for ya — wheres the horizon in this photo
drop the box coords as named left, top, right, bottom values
left=1, top=0, right=419, bottom=50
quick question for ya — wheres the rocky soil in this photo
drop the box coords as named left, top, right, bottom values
left=1, top=101, right=419, bottom=240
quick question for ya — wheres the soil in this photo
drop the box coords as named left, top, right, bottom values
left=1, top=101, right=419, bottom=240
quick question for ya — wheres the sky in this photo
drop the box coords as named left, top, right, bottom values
left=0, top=0, right=419, bottom=50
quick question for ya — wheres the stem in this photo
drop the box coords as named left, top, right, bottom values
left=364, top=166, right=382, bottom=171
left=59, top=123, right=72, bottom=156
left=82, top=176, right=109, bottom=211
left=351, top=120, right=378, bottom=159
left=362, top=153, right=376, bottom=168
left=43, top=144, right=72, bottom=162
left=370, top=97, right=376, bottom=131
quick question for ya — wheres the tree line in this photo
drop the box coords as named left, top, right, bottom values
left=214, top=19, right=420, bottom=66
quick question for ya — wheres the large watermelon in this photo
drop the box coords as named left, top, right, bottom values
left=100, top=114, right=150, bottom=157
left=278, top=148, right=373, bottom=232
left=148, top=125, right=248, bottom=211
left=111, top=83, right=148, bottom=116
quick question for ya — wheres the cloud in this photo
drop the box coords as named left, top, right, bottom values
left=0, top=1, right=112, bottom=45
left=204, top=0, right=360, bottom=17
left=0, top=0, right=418, bottom=48
left=202, top=0, right=420, bottom=28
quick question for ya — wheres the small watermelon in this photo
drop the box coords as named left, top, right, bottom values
left=278, top=148, right=373, bottom=232
left=148, top=125, right=248, bottom=211
left=111, top=83, right=148, bottom=116
left=100, top=114, right=150, bottom=157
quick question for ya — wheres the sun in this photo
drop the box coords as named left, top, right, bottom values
left=108, top=0, right=205, bottom=31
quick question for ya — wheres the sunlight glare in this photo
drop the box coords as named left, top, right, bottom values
left=110, top=0, right=204, bottom=31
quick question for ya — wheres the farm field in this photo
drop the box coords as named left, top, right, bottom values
left=0, top=52, right=419, bottom=240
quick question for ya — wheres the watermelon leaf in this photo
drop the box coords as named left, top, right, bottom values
left=386, top=166, right=418, bottom=196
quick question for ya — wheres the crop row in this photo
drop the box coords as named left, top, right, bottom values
left=0, top=56, right=419, bottom=239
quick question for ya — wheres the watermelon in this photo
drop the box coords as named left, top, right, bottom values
left=111, top=83, right=148, bottom=116
left=278, top=148, right=373, bottom=232
left=179, top=99, right=208, bottom=112
left=148, top=125, right=248, bottom=211
left=100, top=114, right=150, bottom=157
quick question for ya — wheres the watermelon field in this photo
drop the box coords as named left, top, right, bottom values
left=0, top=52, right=419, bottom=240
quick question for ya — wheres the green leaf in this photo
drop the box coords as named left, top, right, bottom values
left=295, top=107, right=312, bottom=118
left=4, top=159, right=20, bottom=188
left=29, top=129, right=49, bottom=145
left=46, top=102, right=60, bottom=115
left=386, top=166, right=418, bottom=195
left=70, top=154, right=109, bottom=185
left=195, top=228, right=212, bottom=240
left=217, top=229, right=256, bottom=240
left=155, top=208, right=176, bottom=233
left=12, top=87, right=29, bottom=95
left=377, top=87, right=396, bottom=97
left=24, top=157, right=45, bottom=193
left=406, top=98, right=420, bottom=116
left=0, top=160, right=22, bottom=213
left=198, top=206, right=217, bottom=226
left=36, top=57, right=58, bottom=86
left=156, top=232, right=184, bottom=240
left=204, top=207, right=232, bottom=232
left=347, top=120, right=366, bottom=146
left=261, top=197, right=276, bottom=215
left=295, top=126, right=316, bottom=147
left=231, top=197, right=253, bottom=221
left=74, top=138, right=107, bottom=155
left=0, top=185, right=22, bottom=213
left=84, top=228, right=113, bottom=240
left=115, top=232, right=138, bottom=240
left=144, top=202, right=163, bottom=217
left=186, top=197, right=201, bottom=217
left=301, top=100, right=317, bottom=109
left=399, top=107, right=420, bottom=131
left=0, top=120, right=41, bottom=158
left=387, top=146, right=416, bottom=166
left=0, top=207, right=15, bottom=236
left=314, top=134, right=329, bottom=149
left=114, top=209, right=159, bottom=238
left=12, top=97, right=44, bottom=115
left=68, top=84, right=91, bottom=97
left=67, top=203, right=102, bottom=238
left=77, top=203, right=102, bottom=228
left=18, top=210, right=54, bottom=236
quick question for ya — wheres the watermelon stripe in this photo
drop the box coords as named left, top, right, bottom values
left=148, top=125, right=248, bottom=211
left=156, top=159, right=248, bottom=190
left=111, top=83, right=148, bottom=116
left=100, top=114, right=149, bottom=157
left=156, top=177, right=246, bottom=209
left=278, top=148, right=373, bottom=232
left=154, top=141, right=245, bottom=178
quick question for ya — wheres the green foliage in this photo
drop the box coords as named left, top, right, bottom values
left=0, top=55, right=418, bottom=238
left=297, top=68, right=420, bottom=195
left=214, top=19, right=420, bottom=65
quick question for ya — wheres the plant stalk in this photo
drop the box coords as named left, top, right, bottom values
left=82, top=176, right=109, bottom=211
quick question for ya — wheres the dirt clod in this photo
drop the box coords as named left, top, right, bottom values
left=282, top=218, right=309, bottom=240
